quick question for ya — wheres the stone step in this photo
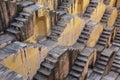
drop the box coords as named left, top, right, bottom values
left=101, top=53, right=110, bottom=58
left=96, top=64, right=105, bottom=70
left=7, top=28, right=20, bottom=34
left=97, top=60, right=107, bottom=66
left=80, top=52, right=90, bottom=57
left=45, top=56, right=57, bottom=64
left=57, top=22, right=67, bottom=27
left=104, top=12, right=111, bottom=16
left=15, top=17, right=28, bottom=23
left=83, top=13, right=91, bottom=18
left=99, top=56, right=109, bottom=62
left=102, top=16, right=109, bottom=20
left=17, top=1, right=35, bottom=8
left=115, top=36, right=120, bottom=40
left=87, top=6, right=95, bottom=11
left=74, top=60, right=86, bottom=67
left=59, top=5, right=69, bottom=10
left=99, top=37, right=107, bottom=42
left=38, top=68, right=51, bottom=76
left=69, top=70, right=80, bottom=78
left=49, top=51, right=61, bottom=59
left=81, top=30, right=90, bottom=35
left=93, top=67, right=104, bottom=75
left=77, top=56, right=88, bottom=62
left=11, top=22, right=23, bottom=28
left=114, top=40, right=120, bottom=43
left=52, top=26, right=64, bottom=32
left=84, top=26, right=91, bottom=31
left=103, top=13, right=110, bottom=17
left=19, top=12, right=31, bottom=16
left=72, top=65, right=83, bottom=73
left=97, top=41, right=106, bottom=46
left=77, top=38, right=87, bottom=44
left=100, top=34, right=109, bottom=39
left=79, top=34, right=89, bottom=40
left=65, top=75, right=77, bottom=80
left=48, top=35, right=59, bottom=41
left=112, top=42, right=120, bottom=47
left=114, top=24, right=120, bottom=27
left=41, top=62, right=55, bottom=70
left=33, top=74, right=48, bottom=80
left=89, top=3, right=97, bottom=8
left=113, top=60, right=120, bottom=64
left=102, top=31, right=111, bottom=35
left=112, top=63, right=120, bottom=68
left=115, top=56, right=120, bottom=60
left=101, top=19, right=107, bottom=23
left=116, top=33, right=120, bottom=37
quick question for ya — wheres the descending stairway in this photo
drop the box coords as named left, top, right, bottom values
left=48, top=0, right=75, bottom=42
left=111, top=31, right=120, bottom=73
left=88, top=47, right=118, bottom=80
left=83, top=1, right=98, bottom=18
left=114, top=9, right=120, bottom=29
left=77, top=22, right=95, bottom=44
left=33, top=46, right=67, bottom=80
left=93, top=53, right=109, bottom=75
left=111, top=50, right=120, bottom=73
left=100, top=8, right=112, bottom=24
left=58, top=0, right=72, bottom=12
left=48, top=15, right=73, bottom=41
left=6, top=1, right=35, bottom=41
left=112, top=30, right=120, bottom=47
left=66, top=47, right=94, bottom=80
left=97, top=27, right=113, bottom=47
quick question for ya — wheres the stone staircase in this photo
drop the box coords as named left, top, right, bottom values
left=112, top=30, right=120, bottom=47
left=114, top=9, right=120, bottom=29
left=83, top=1, right=98, bottom=18
left=66, top=47, right=94, bottom=80
left=88, top=47, right=118, bottom=80
left=100, top=8, right=112, bottom=24
left=111, top=50, right=120, bottom=73
left=77, top=22, right=94, bottom=44
left=6, top=1, right=36, bottom=41
left=48, top=15, right=73, bottom=41
left=97, top=27, right=113, bottom=47
left=33, top=46, right=67, bottom=80
left=58, top=0, right=73, bottom=12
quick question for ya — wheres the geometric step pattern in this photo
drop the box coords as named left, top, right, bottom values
left=88, top=47, right=118, bottom=80
left=93, top=47, right=117, bottom=75
left=112, top=30, right=120, bottom=47
left=111, top=50, right=120, bottom=73
left=77, top=21, right=95, bottom=44
left=100, top=8, right=112, bottom=24
left=58, top=0, right=72, bottom=12
left=32, top=46, right=67, bottom=80
left=83, top=1, right=98, bottom=18
left=114, top=8, right=120, bottom=29
left=7, top=1, right=35, bottom=41
left=48, top=15, right=73, bottom=41
left=47, top=0, right=73, bottom=42
left=97, top=27, right=113, bottom=47
left=66, top=47, right=94, bottom=80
